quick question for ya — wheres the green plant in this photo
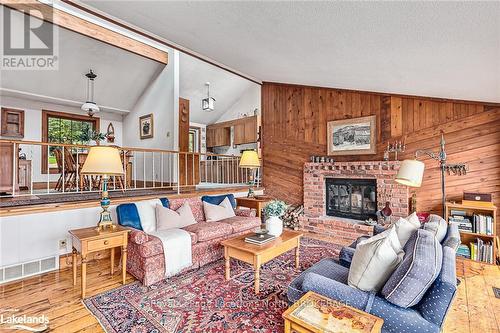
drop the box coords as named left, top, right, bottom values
left=263, top=200, right=288, bottom=218
left=79, top=129, right=107, bottom=143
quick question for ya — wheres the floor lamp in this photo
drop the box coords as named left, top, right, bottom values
left=395, top=133, right=468, bottom=215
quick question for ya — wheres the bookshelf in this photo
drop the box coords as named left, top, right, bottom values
left=445, top=202, right=497, bottom=265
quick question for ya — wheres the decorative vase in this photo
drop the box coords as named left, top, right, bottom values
left=266, top=216, right=283, bottom=237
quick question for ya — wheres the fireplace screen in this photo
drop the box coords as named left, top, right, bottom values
left=326, top=178, right=377, bottom=220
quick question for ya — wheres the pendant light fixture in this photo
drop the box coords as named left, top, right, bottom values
left=81, top=69, right=100, bottom=117
left=201, top=82, right=215, bottom=112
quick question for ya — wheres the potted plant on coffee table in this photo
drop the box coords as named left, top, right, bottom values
left=263, top=200, right=288, bottom=237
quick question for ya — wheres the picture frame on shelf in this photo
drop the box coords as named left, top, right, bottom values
left=327, top=115, right=376, bottom=155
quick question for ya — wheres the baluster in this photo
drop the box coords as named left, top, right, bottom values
left=47, top=145, right=50, bottom=194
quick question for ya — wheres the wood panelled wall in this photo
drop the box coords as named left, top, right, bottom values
left=261, top=82, right=500, bottom=216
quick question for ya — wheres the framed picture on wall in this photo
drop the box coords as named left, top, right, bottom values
left=327, top=115, right=376, bottom=155
left=139, top=114, right=154, bottom=139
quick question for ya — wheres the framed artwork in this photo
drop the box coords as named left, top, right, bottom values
left=139, top=114, right=154, bottom=139
left=327, top=115, right=376, bottom=155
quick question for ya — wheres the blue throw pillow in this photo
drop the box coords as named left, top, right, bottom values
left=201, top=194, right=236, bottom=209
left=381, top=229, right=442, bottom=308
left=159, top=197, right=170, bottom=208
left=116, top=198, right=169, bottom=230
left=116, top=203, right=142, bottom=230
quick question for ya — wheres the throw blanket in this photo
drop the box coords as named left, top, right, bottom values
left=149, top=229, right=192, bottom=277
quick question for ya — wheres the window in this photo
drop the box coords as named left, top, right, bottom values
left=41, top=110, right=99, bottom=173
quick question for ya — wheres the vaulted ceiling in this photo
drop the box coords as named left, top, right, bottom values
left=84, top=1, right=500, bottom=103
left=180, top=53, right=256, bottom=124
left=0, top=8, right=163, bottom=114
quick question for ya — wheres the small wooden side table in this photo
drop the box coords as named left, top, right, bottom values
left=283, top=291, right=383, bottom=333
left=236, top=196, right=272, bottom=217
left=69, top=225, right=130, bottom=298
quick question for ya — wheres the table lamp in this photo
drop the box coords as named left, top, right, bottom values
left=395, top=133, right=467, bottom=215
left=239, top=150, right=260, bottom=198
left=81, top=146, right=124, bottom=230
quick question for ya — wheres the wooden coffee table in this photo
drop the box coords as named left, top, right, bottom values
left=221, top=230, right=302, bottom=294
left=283, top=291, right=384, bottom=333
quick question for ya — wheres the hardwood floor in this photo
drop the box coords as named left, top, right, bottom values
left=0, top=256, right=498, bottom=332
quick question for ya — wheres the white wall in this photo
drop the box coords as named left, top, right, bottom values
left=123, top=48, right=177, bottom=151
left=0, top=96, right=123, bottom=183
left=121, top=49, right=179, bottom=183
left=215, top=84, right=260, bottom=123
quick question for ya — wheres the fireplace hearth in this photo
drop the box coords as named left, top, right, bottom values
left=325, top=178, right=377, bottom=221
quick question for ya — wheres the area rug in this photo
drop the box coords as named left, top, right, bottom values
left=84, top=237, right=341, bottom=333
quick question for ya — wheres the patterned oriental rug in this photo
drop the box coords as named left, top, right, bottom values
left=84, top=237, right=341, bottom=333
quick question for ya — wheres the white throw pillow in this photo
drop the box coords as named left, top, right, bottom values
left=156, top=201, right=197, bottom=231
left=135, top=199, right=162, bottom=233
left=423, top=214, right=448, bottom=243
left=391, top=212, right=421, bottom=247
left=348, top=227, right=404, bottom=292
left=203, top=197, right=236, bottom=222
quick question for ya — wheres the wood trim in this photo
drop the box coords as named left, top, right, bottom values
left=60, top=0, right=261, bottom=85
left=0, top=186, right=265, bottom=217
left=41, top=110, right=100, bottom=174
left=263, top=81, right=500, bottom=107
left=1, top=0, right=168, bottom=65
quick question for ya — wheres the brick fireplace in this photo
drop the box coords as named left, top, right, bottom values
left=300, top=161, right=409, bottom=245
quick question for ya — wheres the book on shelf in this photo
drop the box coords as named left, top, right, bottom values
left=467, top=238, right=494, bottom=264
left=456, top=244, right=471, bottom=259
left=448, top=214, right=493, bottom=236
left=245, top=233, right=276, bottom=245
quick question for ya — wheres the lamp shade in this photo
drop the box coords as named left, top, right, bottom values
left=81, top=146, right=124, bottom=176
left=395, top=159, right=425, bottom=187
left=239, top=150, right=260, bottom=168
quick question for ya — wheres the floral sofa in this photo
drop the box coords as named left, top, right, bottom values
left=116, top=195, right=261, bottom=286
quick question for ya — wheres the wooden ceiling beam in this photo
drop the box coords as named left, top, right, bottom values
left=1, top=0, right=168, bottom=65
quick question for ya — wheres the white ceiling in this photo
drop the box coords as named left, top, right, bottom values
left=180, top=53, right=256, bottom=124
left=83, top=1, right=500, bottom=103
left=0, top=8, right=164, bottom=114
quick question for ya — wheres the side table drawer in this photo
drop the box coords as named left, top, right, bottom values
left=87, top=235, right=124, bottom=251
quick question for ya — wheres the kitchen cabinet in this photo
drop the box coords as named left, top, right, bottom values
left=234, top=116, right=257, bottom=145
left=206, top=126, right=231, bottom=148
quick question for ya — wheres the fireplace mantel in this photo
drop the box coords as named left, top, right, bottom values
left=299, top=161, right=409, bottom=244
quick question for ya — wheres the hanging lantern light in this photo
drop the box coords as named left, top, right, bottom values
left=81, top=69, right=100, bottom=117
left=201, top=82, right=215, bottom=111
